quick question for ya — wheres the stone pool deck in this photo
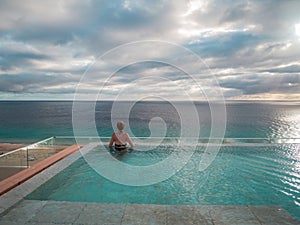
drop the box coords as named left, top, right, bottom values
left=0, top=200, right=299, bottom=225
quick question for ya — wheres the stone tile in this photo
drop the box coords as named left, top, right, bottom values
left=166, top=205, right=213, bottom=225
left=75, top=202, right=125, bottom=225
left=0, top=196, right=23, bottom=214
left=0, top=200, right=46, bottom=223
left=121, top=204, right=167, bottom=225
left=1, top=188, right=25, bottom=199
left=0, top=220, right=21, bottom=225
left=25, top=223, right=60, bottom=225
left=194, top=206, right=214, bottom=225
left=209, top=206, right=260, bottom=225
left=7, top=183, right=39, bottom=199
left=30, top=201, right=84, bottom=224
left=250, top=206, right=300, bottom=225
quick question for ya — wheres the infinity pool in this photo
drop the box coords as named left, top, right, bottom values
left=26, top=143, right=300, bottom=221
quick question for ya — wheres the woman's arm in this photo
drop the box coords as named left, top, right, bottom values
left=108, top=133, right=115, bottom=147
left=126, top=133, right=135, bottom=147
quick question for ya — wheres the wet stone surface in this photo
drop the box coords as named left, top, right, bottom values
left=0, top=200, right=299, bottom=225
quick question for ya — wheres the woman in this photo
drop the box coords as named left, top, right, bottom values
left=109, top=121, right=135, bottom=152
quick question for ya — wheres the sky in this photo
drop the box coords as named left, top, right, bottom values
left=0, top=0, right=300, bottom=101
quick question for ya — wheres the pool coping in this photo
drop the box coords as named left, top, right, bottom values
left=0, top=143, right=88, bottom=214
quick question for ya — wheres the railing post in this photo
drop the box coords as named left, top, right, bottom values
left=53, top=136, right=56, bottom=152
left=26, top=146, right=29, bottom=168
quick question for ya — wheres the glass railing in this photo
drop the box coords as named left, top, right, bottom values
left=0, top=145, right=27, bottom=181
left=0, top=137, right=71, bottom=181
left=25, top=137, right=70, bottom=165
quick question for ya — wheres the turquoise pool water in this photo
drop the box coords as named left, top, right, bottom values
left=26, top=143, right=300, bottom=221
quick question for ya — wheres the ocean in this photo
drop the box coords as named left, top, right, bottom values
left=0, top=101, right=299, bottom=143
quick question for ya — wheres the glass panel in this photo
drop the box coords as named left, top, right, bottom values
left=0, top=147, right=27, bottom=180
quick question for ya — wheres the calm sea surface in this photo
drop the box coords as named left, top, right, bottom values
left=0, top=101, right=299, bottom=143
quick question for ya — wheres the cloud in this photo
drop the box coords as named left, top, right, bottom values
left=219, top=73, right=300, bottom=95
left=0, top=73, right=78, bottom=93
left=0, top=42, right=50, bottom=71
left=0, top=0, right=300, bottom=100
left=261, top=64, right=300, bottom=74
left=187, top=31, right=261, bottom=57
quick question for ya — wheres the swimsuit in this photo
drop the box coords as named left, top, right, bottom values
left=114, top=144, right=127, bottom=151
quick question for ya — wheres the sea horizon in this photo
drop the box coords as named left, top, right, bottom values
left=0, top=100, right=299, bottom=144
left=0, top=99, right=299, bottom=103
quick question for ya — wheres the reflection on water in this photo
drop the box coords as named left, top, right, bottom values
left=272, top=111, right=300, bottom=138
left=225, top=103, right=300, bottom=138
left=269, top=106, right=300, bottom=138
